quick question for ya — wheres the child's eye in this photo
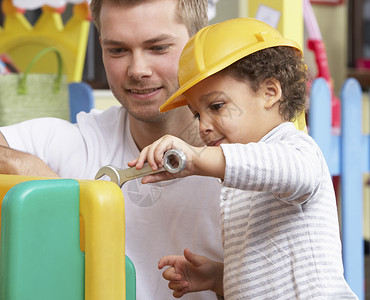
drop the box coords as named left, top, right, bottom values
left=210, top=103, right=224, bottom=111
left=193, top=112, right=200, bottom=120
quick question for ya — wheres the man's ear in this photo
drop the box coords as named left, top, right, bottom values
left=263, top=78, right=282, bottom=109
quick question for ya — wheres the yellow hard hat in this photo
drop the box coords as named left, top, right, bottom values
left=160, top=18, right=302, bottom=112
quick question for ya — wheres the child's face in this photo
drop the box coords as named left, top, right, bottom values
left=185, top=73, right=285, bottom=146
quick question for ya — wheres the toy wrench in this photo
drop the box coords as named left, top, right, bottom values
left=94, top=149, right=187, bottom=187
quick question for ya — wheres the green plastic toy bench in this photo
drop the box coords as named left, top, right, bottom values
left=0, top=175, right=135, bottom=300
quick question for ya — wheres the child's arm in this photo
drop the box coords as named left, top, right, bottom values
left=158, top=248, right=224, bottom=298
left=128, top=135, right=226, bottom=183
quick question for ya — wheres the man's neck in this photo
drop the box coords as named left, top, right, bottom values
left=129, top=107, right=204, bottom=151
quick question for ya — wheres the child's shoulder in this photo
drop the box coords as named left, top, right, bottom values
left=263, top=122, right=303, bottom=141
left=265, top=122, right=319, bottom=148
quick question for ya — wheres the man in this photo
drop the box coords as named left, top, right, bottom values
left=0, top=0, right=223, bottom=299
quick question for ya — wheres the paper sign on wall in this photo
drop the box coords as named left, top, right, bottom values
left=255, top=4, right=281, bottom=28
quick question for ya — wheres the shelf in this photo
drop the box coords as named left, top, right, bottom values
left=347, top=69, right=370, bottom=91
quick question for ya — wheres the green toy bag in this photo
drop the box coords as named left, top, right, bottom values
left=0, top=47, right=70, bottom=126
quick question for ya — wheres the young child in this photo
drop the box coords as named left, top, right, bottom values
left=129, top=18, right=357, bottom=299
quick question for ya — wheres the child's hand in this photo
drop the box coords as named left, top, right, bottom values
left=158, top=248, right=224, bottom=298
left=127, top=135, right=197, bottom=183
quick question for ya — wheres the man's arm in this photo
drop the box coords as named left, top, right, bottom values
left=0, top=132, right=58, bottom=177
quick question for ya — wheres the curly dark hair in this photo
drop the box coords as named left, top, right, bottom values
left=222, top=46, right=307, bottom=122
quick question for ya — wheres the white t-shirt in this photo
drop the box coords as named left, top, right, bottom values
left=1, top=106, right=224, bottom=300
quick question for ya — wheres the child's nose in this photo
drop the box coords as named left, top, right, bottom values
left=199, top=118, right=213, bottom=134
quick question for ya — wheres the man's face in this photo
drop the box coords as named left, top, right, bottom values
left=99, top=0, right=190, bottom=123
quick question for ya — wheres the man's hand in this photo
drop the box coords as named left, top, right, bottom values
left=0, top=133, right=58, bottom=177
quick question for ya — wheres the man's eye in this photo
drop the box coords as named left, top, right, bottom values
left=151, top=45, right=170, bottom=52
left=108, top=48, right=126, bottom=56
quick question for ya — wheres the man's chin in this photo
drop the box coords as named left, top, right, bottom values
left=129, top=109, right=168, bottom=124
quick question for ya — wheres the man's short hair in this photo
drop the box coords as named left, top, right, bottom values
left=90, top=0, right=208, bottom=37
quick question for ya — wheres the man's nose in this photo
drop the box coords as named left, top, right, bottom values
left=127, top=52, right=152, bottom=80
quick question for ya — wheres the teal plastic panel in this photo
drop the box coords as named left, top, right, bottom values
left=0, top=179, right=85, bottom=300
left=125, top=255, right=136, bottom=300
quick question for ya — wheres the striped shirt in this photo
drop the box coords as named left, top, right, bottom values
left=219, top=122, right=357, bottom=299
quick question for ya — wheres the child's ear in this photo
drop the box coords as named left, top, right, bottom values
left=263, top=78, right=282, bottom=109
